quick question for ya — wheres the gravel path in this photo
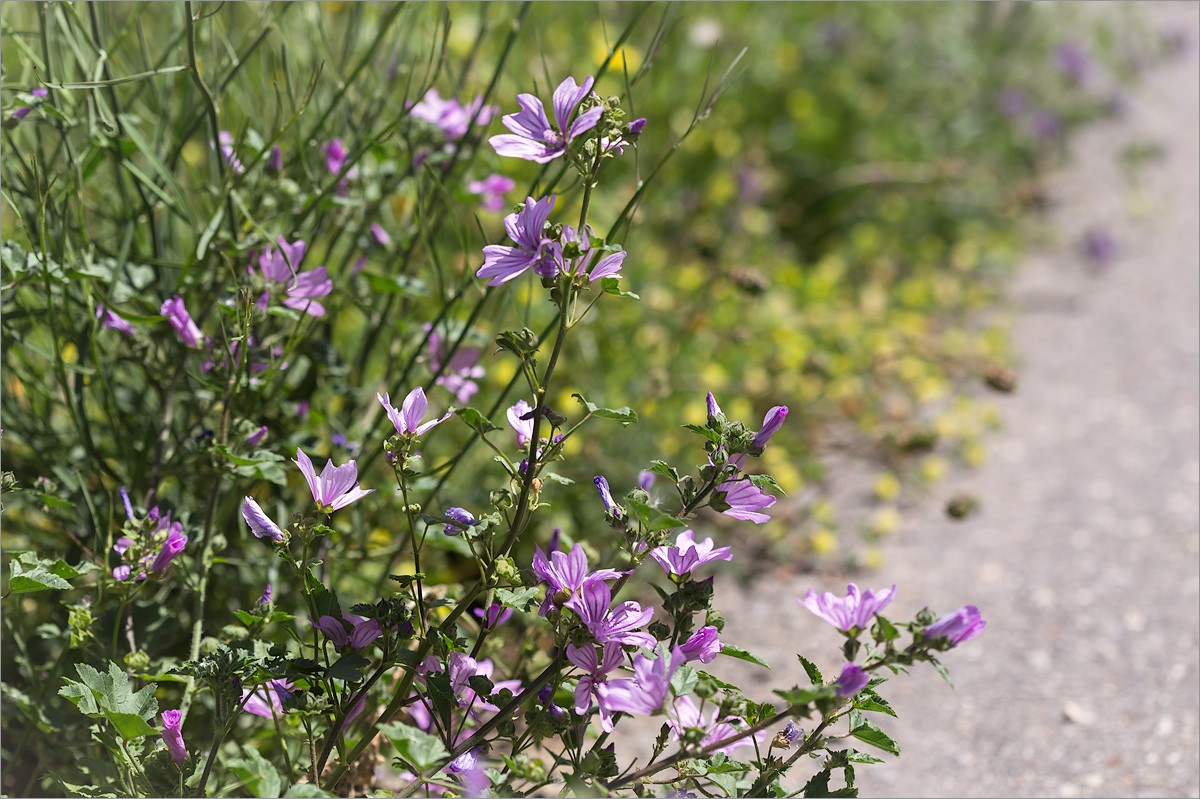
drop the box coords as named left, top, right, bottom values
left=706, top=5, right=1200, bottom=796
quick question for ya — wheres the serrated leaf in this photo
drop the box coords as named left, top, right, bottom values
left=494, top=586, right=541, bottom=613
left=599, top=276, right=639, bottom=300
left=843, top=748, right=885, bottom=764
left=774, top=684, right=834, bottom=707
left=378, top=721, right=448, bottom=770
left=682, top=423, right=722, bottom=445
left=283, top=785, right=336, bottom=798
left=542, top=472, right=574, bottom=485
left=849, top=716, right=900, bottom=756
left=213, top=445, right=284, bottom=467
left=626, top=497, right=686, bottom=533
left=8, top=552, right=73, bottom=593
left=797, top=654, right=823, bottom=684
left=60, top=662, right=159, bottom=739
left=648, top=460, right=679, bottom=481
left=670, top=664, right=698, bottom=697
left=928, top=655, right=954, bottom=688
left=719, top=644, right=769, bottom=669
left=104, top=711, right=158, bottom=740
left=853, top=690, right=897, bottom=718
left=747, top=473, right=786, bottom=496
left=455, top=406, right=500, bottom=435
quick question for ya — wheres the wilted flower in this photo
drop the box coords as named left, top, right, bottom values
left=242, top=679, right=294, bottom=718
left=477, top=195, right=557, bottom=286
left=650, top=529, right=732, bottom=578
left=468, top=174, right=516, bottom=211
left=799, top=583, right=897, bottom=633
left=293, top=448, right=374, bottom=512
left=160, top=296, right=204, bottom=349
left=378, top=387, right=451, bottom=437
left=923, top=604, right=986, bottom=646
left=489, top=76, right=603, bottom=163
left=834, top=663, right=870, bottom=698
left=160, top=710, right=187, bottom=767
left=241, top=497, right=287, bottom=544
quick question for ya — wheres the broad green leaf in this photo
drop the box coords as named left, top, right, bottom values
left=59, top=662, right=158, bottom=739
left=378, top=721, right=449, bottom=770
left=571, top=393, right=638, bottom=425
left=228, top=744, right=283, bottom=799
left=495, top=586, right=541, bottom=613
left=8, top=552, right=72, bottom=593
left=849, top=715, right=900, bottom=756
left=626, top=497, right=686, bottom=533
left=719, top=644, right=769, bottom=669
left=853, top=690, right=897, bottom=718
left=283, top=785, right=336, bottom=798
left=797, top=654, right=823, bottom=684
left=325, top=653, right=370, bottom=683
left=455, top=406, right=500, bottom=435
left=599, top=276, right=640, bottom=300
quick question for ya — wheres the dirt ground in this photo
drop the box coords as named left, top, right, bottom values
left=696, top=3, right=1200, bottom=797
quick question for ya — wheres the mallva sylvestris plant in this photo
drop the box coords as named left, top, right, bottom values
left=52, top=75, right=984, bottom=799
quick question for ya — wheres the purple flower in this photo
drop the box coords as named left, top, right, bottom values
left=1031, top=109, right=1061, bottom=139
left=259, top=584, right=272, bottom=605
left=637, top=470, right=656, bottom=490
left=1083, top=228, right=1116, bottom=264
left=532, top=542, right=628, bottom=615
left=149, top=527, right=187, bottom=573
left=410, top=89, right=496, bottom=140
left=369, top=222, right=391, bottom=247
left=119, top=487, right=135, bottom=522
left=714, top=480, right=776, bottom=524
left=567, top=641, right=624, bottom=732
left=650, top=529, right=733, bottom=577
left=282, top=265, right=333, bottom=317
left=834, top=663, right=870, bottom=699
left=293, top=448, right=375, bottom=512
left=751, top=406, right=788, bottom=450
left=923, top=605, right=986, bottom=646
left=425, top=326, right=486, bottom=403
left=323, top=137, right=348, bottom=174
left=555, top=224, right=627, bottom=282
left=489, top=76, right=604, bottom=163
left=297, top=400, right=309, bottom=419
left=594, top=475, right=618, bottom=513
left=706, top=391, right=723, bottom=420
left=783, top=720, right=804, bottom=742
left=161, top=710, right=187, bottom=767
left=241, top=497, right=287, bottom=544
left=596, top=646, right=685, bottom=717
left=312, top=614, right=351, bottom=647
left=799, top=583, right=897, bottom=633
left=378, top=387, right=451, bottom=437
left=507, top=399, right=535, bottom=447
left=342, top=695, right=367, bottom=731
left=214, top=131, right=244, bottom=175
left=160, top=296, right=204, bottom=349
left=473, top=603, right=513, bottom=629
left=242, top=679, right=294, bottom=718
left=997, top=88, right=1029, bottom=118
left=244, top=425, right=268, bottom=447
left=268, top=145, right=283, bottom=171
left=443, top=653, right=521, bottom=713
left=679, top=626, right=723, bottom=664
left=11, top=106, right=32, bottom=121
left=312, top=614, right=382, bottom=650
left=1054, top=43, right=1090, bottom=85
left=96, top=304, right=136, bottom=337
left=258, top=237, right=307, bottom=282
left=477, top=195, right=557, bottom=286
left=468, top=174, right=517, bottom=212
left=442, top=507, right=476, bottom=536
left=447, top=746, right=482, bottom=774
left=566, top=580, right=656, bottom=648
left=667, top=695, right=760, bottom=756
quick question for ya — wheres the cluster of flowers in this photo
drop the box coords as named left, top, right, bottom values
left=110, top=488, right=188, bottom=582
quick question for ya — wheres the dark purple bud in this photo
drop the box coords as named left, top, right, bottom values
left=31, top=88, right=48, bottom=99
left=628, top=118, right=647, bottom=135
left=259, top=585, right=272, bottom=605
left=751, top=406, right=788, bottom=450
left=443, top=507, right=476, bottom=536
left=119, top=487, right=135, bottom=522
left=268, top=145, right=283, bottom=171
left=594, top=476, right=617, bottom=512
left=549, top=527, right=561, bottom=553
left=637, top=470, right=656, bottom=490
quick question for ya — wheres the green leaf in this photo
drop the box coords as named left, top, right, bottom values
left=542, top=472, right=575, bottom=485
left=719, top=644, right=769, bottom=669
left=455, top=406, right=500, bottom=435
left=213, top=445, right=284, bottom=468
left=648, top=460, right=679, bottom=481
left=853, top=690, right=897, bottom=718
left=849, top=715, right=900, bottom=756
left=625, top=497, right=686, bottom=533
left=871, top=614, right=900, bottom=643
left=228, top=745, right=283, bottom=799
left=494, top=586, right=541, bottom=613
left=359, top=270, right=429, bottom=296
left=59, top=662, right=159, bottom=739
left=682, top=423, right=722, bottom=445
left=774, top=684, right=834, bottom=707
left=325, top=653, right=370, bottom=683
left=797, top=654, right=823, bottom=684
left=105, top=712, right=158, bottom=740
left=747, top=473, right=786, bottom=496
left=599, top=276, right=640, bottom=300
left=8, top=552, right=72, bottom=593
left=670, top=664, right=698, bottom=697
left=843, top=749, right=885, bottom=764
left=378, top=721, right=449, bottom=770
left=424, top=674, right=456, bottom=731
left=283, top=785, right=336, bottom=798
left=928, top=655, right=954, bottom=688
left=571, top=393, right=638, bottom=425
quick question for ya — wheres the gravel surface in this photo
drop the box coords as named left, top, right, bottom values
left=701, top=4, right=1200, bottom=797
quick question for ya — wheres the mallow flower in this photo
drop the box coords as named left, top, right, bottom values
left=596, top=645, right=685, bottom=717
left=834, top=663, right=870, bottom=698
left=442, top=507, right=475, bottom=536
left=468, top=174, right=516, bottom=211
left=489, top=76, right=604, bottom=163
left=378, top=387, right=451, bottom=437
left=507, top=399, right=535, bottom=447
left=679, top=626, right=723, bottom=664
left=242, top=679, right=294, bottom=718
left=293, top=448, right=374, bottom=513
left=923, top=605, right=986, bottom=646
left=96, top=304, right=136, bottom=337
left=799, top=583, right=897, bottom=633
left=650, top=529, right=732, bottom=578
left=476, top=195, right=557, bottom=286
left=668, top=695, right=759, bottom=755
left=566, top=580, right=656, bottom=648
left=714, top=479, right=776, bottom=524
left=426, top=325, right=486, bottom=403
left=532, top=542, right=628, bottom=615
left=751, top=406, right=789, bottom=450
left=160, top=710, right=188, bottom=767
left=241, top=497, right=286, bottom=543
left=567, top=642, right=624, bottom=732
left=161, top=296, right=204, bottom=349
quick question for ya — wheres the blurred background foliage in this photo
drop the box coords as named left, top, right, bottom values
left=0, top=3, right=1170, bottom=792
